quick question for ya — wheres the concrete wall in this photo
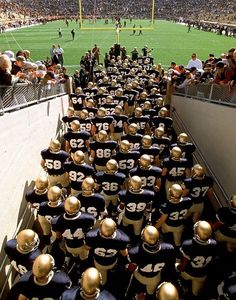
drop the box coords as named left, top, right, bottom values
left=0, top=95, right=68, bottom=295
left=172, top=95, right=236, bottom=198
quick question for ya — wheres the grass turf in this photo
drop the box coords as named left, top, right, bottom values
left=0, top=19, right=235, bottom=74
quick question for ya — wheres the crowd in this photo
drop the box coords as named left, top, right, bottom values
left=3, top=43, right=236, bottom=300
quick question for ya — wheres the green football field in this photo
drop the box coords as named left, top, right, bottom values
left=0, top=19, right=235, bottom=74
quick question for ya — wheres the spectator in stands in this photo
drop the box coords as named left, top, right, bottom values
left=0, top=54, right=14, bottom=85
left=11, top=55, right=26, bottom=76
left=187, top=53, right=203, bottom=72
left=214, top=61, right=234, bottom=85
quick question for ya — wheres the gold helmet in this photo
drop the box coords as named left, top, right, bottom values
left=128, top=123, right=138, bottom=135
left=99, top=218, right=117, bottom=238
left=70, top=120, right=80, bottom=131
left=106, top=159, right=118, bottom=173
left=140, top=92, right=147, bottom=100
left=32, top=254, right=55, bottom=279
left=82, top=177, right=95, bottom=193
left=81, top=267, right=101, bottom=297
left=230, top=195, right=236, bottom=211
left=129, top=176, right=142, bottom=192
left=143, top=101, right=151, bottom=110
left=170, top=147, right=182, bottom=161
left=134, top=107, right=142, bottom=117
left=119, top=140, right=130, bottom=153
left=140, top=154, right=151, bottom=169
left=142, top=225, right=159, bottom=245
left=115, top=105, right=122, bottom=115
left=67, top=106, right=75, bottom=117
left=169, top=184, right=183, bottom=200
left=35, top=175, right=48, bottom=191
left=194, top=221, right=212, bottom=242
left=49, top=139, right=61, bottom=152
left=103, top=76, right=109, bottom=83
left=16, top=229, right=39, bottom=253
left=97, top=130, right=107, bottom=142
left=97, top=107, right=106, bottom=118
left=88, top=82, right=94, bottom=89
left=75, top=87, right=83, bottom=94
left=156, top=97, right=164, bottom=107
left=73, top=150, right=85, bottom=164
left=155, top=127, right=165, bottom=138
left=151, top=87, right=158, bottom=95
left=115, top=88, right=123, bottom=97
left=80, top=109, right=89, bottom=120
left=87, top=99, right=95, bottom=108
left=111, top=79, right=117, bottom=87
left=126, top=83, right=133, bottom=90
left=157, top=282, right=179, bottom=300
left=191, top=164, right=205, bottom=179
left=159, top=107, right=168, bottom=117
left=64, top=196, right=80, bottom=215
left=142, top=135, right=152, bottom=148
left=47, top=186, right=62, bottom=204
left=178, top=133, right=188, bottom=144
left=132, top=80, right=139, bottom=88
left=106, top=95, right=113, bottom=104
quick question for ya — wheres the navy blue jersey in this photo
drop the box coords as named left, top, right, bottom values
left=5, top=239, right=41, bottom=275
left=83, top=87, right=98, bottom=98
left=136, top=146, right=160, bottom=164
left=152, top=136, right=171, bottom=159
left=142, top=108, right=156, bottom=121
left=61, top=287, right=116, bottom=300
left=119, top=189, right=154, bottom=220
left=83, top=106, right=98, bottom=118
left=79, top=193, right=105, bottom=219
left=95, top=171, right=125, bottom=195
left=90, top=140, right=117, bottom=166
left=92, top=116, right=114, bottom=133
left=152, top=116, right=173, bottom=132
left=38, top=201, right=65, bottom=223
left=112, top=151, right=140, bottom=177
left=129, top=166, right=162, bottom=191
left=62, top=116, right=80, bottom=131
left=146, top=94, right=160, bottom=107
left=123, top=89, right=138, bottom=106
left=160, top=197, right=192, bottom=227
left=93, top=93, right=109, bottom=106
left=181, top=238, right=218, bottom=277
left=25, top=189, right=48, bottom=210
left=162, top=158, right=190, bottom=181
left=64, top=130, right=90, bottom=153
left=219, top=273, right=236, bottom=300
left=64, top=162, right=95, bottom=190
left=183, top=176, right=214, bottom=204
left=217, top=207, right=236, bottom=238
left=113, top=95, right=128, bottom=106
left=171, top=142, right=196, bottom=166
left=107, top=86, right=119, bottom=96
left=128, top=116, right=150, bottom=135
left=103, top=103, right=116, bottom=115
left=121, top=133, right=142, bottom=150
left=113, top=114, right=128, bottom=133
left=14, top=270, right=71, bottom=299
left=41, top=149, right=69, bottom=176
left=129, top=242, right=175, bottom=278
left=86, top=228, right=130, bottom=266
left=78, top=118, right=92, bottom=133
left=52, top=213, right=95, bottom=248
left=70, top=93, right=86, bottom=111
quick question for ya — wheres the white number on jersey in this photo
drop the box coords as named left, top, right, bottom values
left=69, top=171, right=85, bottom=182
left=191, top=256, right=212, bottom=268
left=140, top=262, right=165, bottom=273
left=191, top=186, right=209, bottom=198
left=126, top=202, right=146, bottom=212
left=62, top=228, right=84, bottom=240
left=11, top=260, right=28, bottom=275
left=45, top=159, right=62, bottom=170
left=96, top=148, right=111, bottom=158
left=94, top=248, right=118, bottom=257
left=70, top=138, right=84, bottom=148
left=140, top=176, right=156, bottom=187
left=169, top=209, right=188, bottom=221
left=103, top=182, right=118, bottom=192
left=119, top=159, right=135, bottom=170
left=80, top=206, right=98, bottom=218
left=96, top=122, right=109, bottom=131
left=169, top=167, right=185, bottom=176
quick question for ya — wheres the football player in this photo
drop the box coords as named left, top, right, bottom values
left=95, top=159, right=125, bottom=216
left=127, top=225, right=175, bottom=299
left=82, top=99, right=98, bottom=119
left=112, top=105, right=128, bottom=141
left=38, top=186, right=65, bottom=250
left=138, top=135, right=160, bottom=166
left=214, top=195, right=236, bottom=244
left=112, top=140, right=140, bottom=180
left=113, top=88, right=128, bottom=107
left=156, top=282, right=179, bottom=300
left=85, top=218, right=130, bottom=285
left=91, top=107, right=114, bottom=136
left=152, top=127, right=171, bottom=164
left=70, top=87, right=87, bottom=116
left=178, top=221, right=218, bottom=298
left=79, top=177, right=107, bottom=227
left=152, top=107, right=173, bottom=136
left=171, top=133, right=196, bottom=167
left=61, top=267, right=116, bottom=299
left=118, top=176, right=154, bottom=240
left=11, top=254, right=71, bottom=300
left=89, top=130, right=117, bottom=172
left=51, top=196, right=95, bottom=269
left=64, top=120, right=90, bottom=159
left=78, top=109, right=93, bottom=133
left=83, top=82, right=98, bottom=98
left=41, top=139, right=69, bottom=188
left=217, top=272, right=236, bottom=300
left=183, top=164, right=214, bottom=222
left=123, top=83, right=138, bottom=116
left=25, top=175, right=48, bottom=210
left=142, top=101, right=156, bottom=122
left=155, top=184, right=192, bottom=249
left=121, top=123, right=142, bottom=150
left=61, top=106, right=80, bottom=131
left=128, top=107, right=150, bottom=135
left=93, top=87, right=109, bottom=107
left=5, top=229, right=41, bottom=276
left=64, top=150, right=95, bottom=195
left=162, top=146, right=191, bottom=200
left=103, top=95, right=116, bottom=115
